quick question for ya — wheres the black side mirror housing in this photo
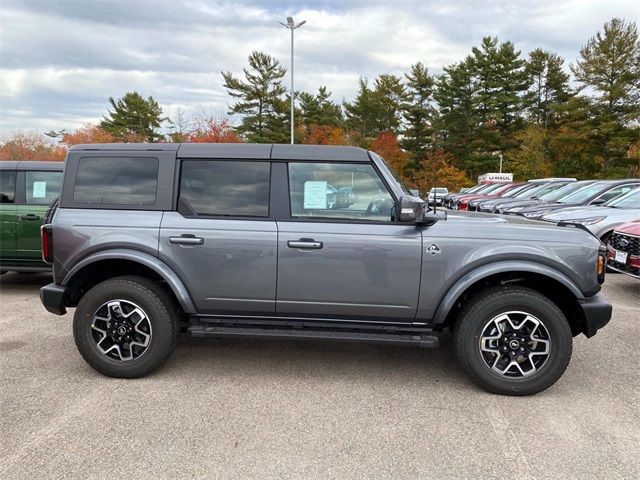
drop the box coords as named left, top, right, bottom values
left=397, top=195, right=443, bottom=225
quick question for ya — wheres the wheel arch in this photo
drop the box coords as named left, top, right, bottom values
left=62, top=249, right=196, bottom=314
left=433, top=261, right=588, bottom=336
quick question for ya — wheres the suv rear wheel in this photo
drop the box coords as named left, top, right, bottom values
left=454, top=285, right=572, bottom=396
left=73, top=275, right=178, bottom=378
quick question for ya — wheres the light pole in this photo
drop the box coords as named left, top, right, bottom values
left=493, top=151, right=504, bottom=173
left=279, top=16, right=306, bottom=144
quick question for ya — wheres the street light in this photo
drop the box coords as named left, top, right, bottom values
left=279, top=16, right=306, bottom=144
left=492, top=151, right=504, bottom=173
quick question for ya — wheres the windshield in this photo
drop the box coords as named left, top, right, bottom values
left=500, top=184, right=528, bottom=198
left=370, top=152, right=410, bottom=195
left=605, top=188, right=640, bottom=208
left=558, top=182, right=609, bottom=204
left=538, top=182, right=591, bottom=202
left=432, top=187, right=448, bottom=193
left=514, top=183, right=552, bottom=199
left=478, top=183, right=507, bottom=194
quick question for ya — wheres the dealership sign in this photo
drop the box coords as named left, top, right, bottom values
left=478, top=172, right=513, bottom=183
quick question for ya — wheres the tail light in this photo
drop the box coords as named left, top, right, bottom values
left=41, top=225, right=53, bottom=264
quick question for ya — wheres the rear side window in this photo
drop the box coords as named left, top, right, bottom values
left=74, top=157, right=158, bottom=205
left=0, top=171, right=15, bottom=203
left=179, top=160, right=270, bottom=217
left=26, top=171, right=63, bottom=205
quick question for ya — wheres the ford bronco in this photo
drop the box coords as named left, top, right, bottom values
left=39, top=143, right=612, bottom=395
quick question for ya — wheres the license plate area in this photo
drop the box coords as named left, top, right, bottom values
left=614, top=250, right=628, bottom=264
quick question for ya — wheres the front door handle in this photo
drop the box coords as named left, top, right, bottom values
left=169, top=235, right=204, bottom=246
left=19, top=214, right=41, bottom=221
left=287, top=238, right=323, bottom=249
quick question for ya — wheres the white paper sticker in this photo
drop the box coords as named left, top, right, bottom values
left=32, top=181, right=47, bottom=198
left=303, top=181, right=328, bottom=209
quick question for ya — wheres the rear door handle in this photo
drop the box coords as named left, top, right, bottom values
left=169, top=235, right=204, bottom=246
left=287, top=238, right=323, bottom=250
left=19, top=214, right=40, bottom=221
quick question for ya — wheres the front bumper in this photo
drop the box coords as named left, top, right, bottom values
left=578, top=293, right=612, bottom=338
left=40, top=282, right=68, bottom=315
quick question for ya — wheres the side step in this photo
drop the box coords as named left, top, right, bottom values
left=188, top=325, right=439, bottom=348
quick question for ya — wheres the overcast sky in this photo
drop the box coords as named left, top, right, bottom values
left=1, top=0, right=638, bottom=137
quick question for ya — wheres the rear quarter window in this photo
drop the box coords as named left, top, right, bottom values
left=74, top=157, right=159, bottom=205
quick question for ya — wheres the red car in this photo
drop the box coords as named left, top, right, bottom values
left=455, top=183, right=524, bottom=211
left=606, top=220, right=640, bottom=279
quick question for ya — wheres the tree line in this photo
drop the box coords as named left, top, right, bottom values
left=1, top=17, right=638, bottom=192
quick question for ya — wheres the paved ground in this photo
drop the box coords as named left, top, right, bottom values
left=0, top=273, right=638, bottom=479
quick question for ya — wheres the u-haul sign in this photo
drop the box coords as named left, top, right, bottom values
left=478, top=172, right=513, bottom=183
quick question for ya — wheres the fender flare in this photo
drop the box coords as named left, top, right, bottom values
left=431, top=260, right=585, bottom=326
left=62, top=249, right=197, bottom=313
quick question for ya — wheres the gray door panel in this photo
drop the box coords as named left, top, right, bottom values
left=276, top=221, right=422, bottom=320
left=159, top=212, right=277, bottom=314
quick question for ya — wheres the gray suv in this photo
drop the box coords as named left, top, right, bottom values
left=40, top=143, right=612, bottom=395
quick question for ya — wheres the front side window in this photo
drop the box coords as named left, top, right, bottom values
left=595, top=184, right=639, bottom=203
left=288, top=162, right=394, bottom=222
left=26, top=171, right=63, bottom=205
left=74, top=157, right=158, bottom=205
left=180, top=160, right=270, bottom=217
left=605, top=188, right=640, bottom=208
left=0, top=171, right=15, bottom=203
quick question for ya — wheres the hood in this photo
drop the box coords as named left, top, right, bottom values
left=543, top=205, right=613, bottom=220
left=615, top=220, right=640, bottom=235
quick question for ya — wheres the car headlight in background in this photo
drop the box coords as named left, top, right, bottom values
left=565, top=216, right=607, bottom=226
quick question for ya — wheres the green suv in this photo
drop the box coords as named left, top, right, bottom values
left=0, top=161, right=63, bottom=273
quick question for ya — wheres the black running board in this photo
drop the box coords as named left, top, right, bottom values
left=188, top=325, right=440, bottom=348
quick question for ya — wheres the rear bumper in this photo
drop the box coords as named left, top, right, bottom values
left=579, top=293, right=612, bottom=338
left=40, top=282, right=67, bottom=315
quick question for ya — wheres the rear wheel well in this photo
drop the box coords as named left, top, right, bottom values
left=65, top=260, right=182, bottom=316
left=442, top=272, right=586, bottom=336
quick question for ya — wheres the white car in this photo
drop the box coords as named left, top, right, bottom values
left=427, top=187, right=449, bottom=206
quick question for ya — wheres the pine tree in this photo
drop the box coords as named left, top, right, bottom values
left=100, top=92, right=166, bottom=142
left=344, top=75, right=406, bottom=145
left=298, top=86, right=343, bottom=128
left=221, top=51, right=288, bottom=143
left=524, top=49, right=571, bottom=128
left=401, top=62, right=436, bottom=164
left=433, top=57, right=480, bottom=173
left=571, top=18, right=640, bottom=175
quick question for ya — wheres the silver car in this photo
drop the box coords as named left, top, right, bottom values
left=541, top=188, right=640, bottom=241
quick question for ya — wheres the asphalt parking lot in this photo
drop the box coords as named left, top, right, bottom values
left=0, top=273, right=638, bottom=479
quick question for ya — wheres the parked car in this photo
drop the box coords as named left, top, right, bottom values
left=427, top=187, right=449, bottom=206
left=455, top=182, right=524, bottom=211
left=488, top=181, right=573, bottom=214
left=506, top=180, right=640, bottom=220
left=40, top=143, right=611, bottom=396
left=448, top=182, right=507, bottom=209
left=541, top=188, right=640, bottom=242
left=0, top=161, right=63, bottom=274
left=442, top=182, right=497, bottom=208
left=468, top=183, right=531, bottom=212
left=491, top=181, right=593, bottom=214
left=606, top=220, right=640, bottom=278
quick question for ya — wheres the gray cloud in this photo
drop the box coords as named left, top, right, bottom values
left=0, top=0, right=637, bottom=136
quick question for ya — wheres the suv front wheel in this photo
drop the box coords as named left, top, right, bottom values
left=454, top=285, right=573, bottom=396
left=73, top=276, right=178, bottom=378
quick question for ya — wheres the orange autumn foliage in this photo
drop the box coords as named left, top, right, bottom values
left=411, top=149, right=473, bottom=193
left=298, top=124, right=351, bottom=146
left=0, top=132, right=66, bottom=161
left=368, top=131, right=410, bottom=180
left=60, top=124, right=115, bottom=146
left=187, top=118, right=242, bottom=143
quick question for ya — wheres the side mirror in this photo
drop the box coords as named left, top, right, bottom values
left=590, top=197, right=606, bottom=205
left=397, top=195, right=443, bottom=225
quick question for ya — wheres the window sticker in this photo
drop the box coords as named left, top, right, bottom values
left=32, top=181, right=47, bottom=198
left=303, top=181, right=327, bottom=209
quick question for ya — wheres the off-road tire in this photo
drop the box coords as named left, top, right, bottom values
left=454, top=285, right=572, bottom=396
left=73, top=275, right=178, bottom=378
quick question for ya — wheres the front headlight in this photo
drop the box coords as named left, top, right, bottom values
left=565, top=216, right=607, bottom=226
left=523, top=211, right=546, bottom=219
left=508, top=206, right=525, bottom=212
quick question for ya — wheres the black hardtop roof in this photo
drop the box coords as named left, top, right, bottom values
left=0, top=160, right=64, bottom=171
left=69, top=143, right=371, bottom=162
